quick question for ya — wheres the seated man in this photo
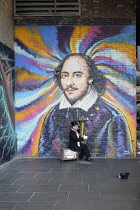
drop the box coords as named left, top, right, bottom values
left=69, top=121, right=93, bottom=162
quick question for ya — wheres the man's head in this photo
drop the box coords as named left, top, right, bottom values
left=71, top=121, right=79, bottom=131
left=54, top=53, right=106, bottom=105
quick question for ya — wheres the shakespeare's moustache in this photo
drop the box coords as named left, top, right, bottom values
left=63, top=86, right=78, bottom=91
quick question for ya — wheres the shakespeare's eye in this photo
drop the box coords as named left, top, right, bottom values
left=73, top=73, right=82, bottom=78
left=61, top=73, right=69, bottom=78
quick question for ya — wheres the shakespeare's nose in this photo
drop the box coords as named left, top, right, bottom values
left=66, top=77, right=73, bottom=86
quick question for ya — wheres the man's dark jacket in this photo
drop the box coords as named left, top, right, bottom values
left=69, top=129, right=83, bottom=152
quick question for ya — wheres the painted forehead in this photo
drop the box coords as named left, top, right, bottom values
left=62, top=55, right=88, bottom=70
left=65, top=55, right=86, bottom=62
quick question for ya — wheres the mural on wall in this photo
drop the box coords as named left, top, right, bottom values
left=0, top=42, right=17, bottom=163
left=14, top=25, right=136, bottom=157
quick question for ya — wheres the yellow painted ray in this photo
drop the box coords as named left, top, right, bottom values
left=15, top=86, right=60, bottom=122
left=97, top=65, right=118, bottom=73
left=70, top=26, right=91, bottom=53
left=90, top=42, right=136, bottom=64
left=30, top=108, right=53, bottom=156
left=16, top=68, right=47, bottom=83
left=15, top=26, right=53, bottom=59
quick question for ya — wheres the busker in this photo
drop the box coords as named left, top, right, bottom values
left=69, top=121, right=93, bottom=162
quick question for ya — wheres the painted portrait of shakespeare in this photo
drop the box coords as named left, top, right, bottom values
left=39, top=53, right=133, bottom=158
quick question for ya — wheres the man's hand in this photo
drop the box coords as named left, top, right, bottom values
left=83, top=135, right=88, bottom=140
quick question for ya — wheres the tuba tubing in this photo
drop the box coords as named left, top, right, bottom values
left=78, top=118, right=87, bottom=144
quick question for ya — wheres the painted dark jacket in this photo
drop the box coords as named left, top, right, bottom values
left=39, top=97, right=133, bottom=157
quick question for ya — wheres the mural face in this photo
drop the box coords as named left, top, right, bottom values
left=60, top=55, right=93, bottom=104
left=14, top=25, right=136, bottom=157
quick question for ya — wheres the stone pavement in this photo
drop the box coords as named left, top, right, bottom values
left=0, top=157, right=140, bottom=210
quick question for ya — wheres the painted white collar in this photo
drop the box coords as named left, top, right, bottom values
left=59, top=88, right=98, bottom=112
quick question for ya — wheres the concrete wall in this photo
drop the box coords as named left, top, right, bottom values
left=0, top=0, right=14, bottom=49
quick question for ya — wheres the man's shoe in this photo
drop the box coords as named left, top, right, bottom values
left=79, top=157, right=84, bottom=161
left=86, top=158, right=94, bottom=162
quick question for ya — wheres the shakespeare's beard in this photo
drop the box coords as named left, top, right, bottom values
left=63, top=84, right=92, bottom=105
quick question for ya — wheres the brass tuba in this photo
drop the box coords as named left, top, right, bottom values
left=78, top=116, right=87, bottom=144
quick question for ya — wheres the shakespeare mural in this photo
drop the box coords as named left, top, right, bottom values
left=14, top=25, right=136, bottom=157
